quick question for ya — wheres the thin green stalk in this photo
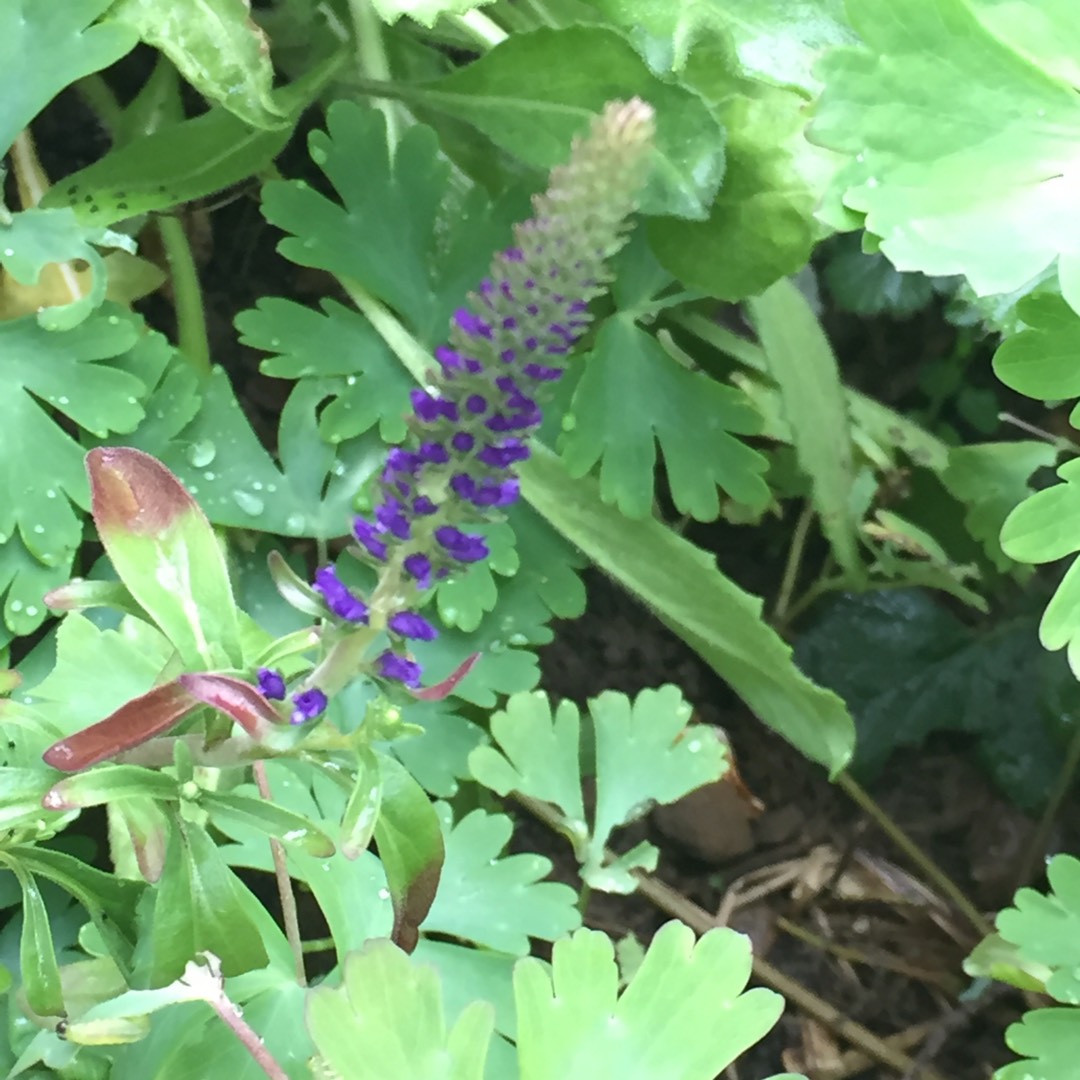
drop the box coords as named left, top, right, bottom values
left=837, top=772, right=992, bottom=937
left=158, top=215, right=211, bottom=376
left=348, top=0, right=405, bottom=146
left=451, top=8, right=510, bottom=46
left=253, top=762, right=307, bottom=986
left=73, top=74, right=124, bottom=133
left=1014, top=714, right=1080, bottom=890
left=774, top=501, right=815, bottom=625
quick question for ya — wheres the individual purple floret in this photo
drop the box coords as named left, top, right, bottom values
left=290, top=688, right=328, bottom=725
left=257, top=667, right=287, bottom=701
left=313, top=566, right=369, bottom=623
left=376, top=651, right=423, bottom=688
left=388, top=610, right=439, bottom=641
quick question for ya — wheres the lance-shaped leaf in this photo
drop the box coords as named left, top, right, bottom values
left=374, top=754, right=445, bottom=953
left=144, top=818, right=268, bottom=984
left=42, top=681, right=198, bottom=772
left=8, top=862, right=64, bottom=1018
left=44, top=578, right=146, bottom=618
left=43, top=764, right=181, bottom=810
left=202, top=791, right=335, bottom=858
left=178, top=672, right=281, bottom=739
left=86, top=447, right=242, bottom=670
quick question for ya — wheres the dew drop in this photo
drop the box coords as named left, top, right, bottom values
left=203, top=471, right=216, bottom=481
left=187, top=440, right=217, bottom=468
left=24, top=606, right=38, bottom=618
left=57, top=395, right=70, bottom=406
left=285, top=512, right=305, bottom=533
left=266, top=483, right=277, bottom=494
left=561, top=414, right=576, bottom=431
left=232, top=490, right=265, bottom=516
left=345, top=375, right=357, bottom=386
left=45, top=489, right=56, bottom=499
left=9, top=600, right=23, bottom=612
left=252, top=481, right=263, bottom=491
left=377, top=887, right=390, bottom=901
left=865, top=176, right=879, bottom=188
left=2, top=248, right=12, bottom=257
left=32, top=525, right=44, bottom=534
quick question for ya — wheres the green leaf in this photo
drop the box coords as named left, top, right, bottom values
left=964, top=932, right=1050, bottom=994
left=109, top=0, right=287, bottom=129
left=748, top=278, right=862, bottom=581
left=142, top=370, right=383, bottom=540
left=993, top=294, right=1080, bottom=402
left=87, top=447, right=243, bottom=669
left=514, top=921, right=785, bottom=1079
left=0, top=0, right=136, bottom=158
left=413, top=25, right=726, bottom=220
left=941, top=442, right=1058, bottom=572
left=13, top=845, right=144, bottom=969
left=424, top=806, right=580, bottom=954
left=649, top=41, right=840, bottom=300
left=795, top=589, right=1064, bottom=810
left=811, top=0, right=1080, bottom=297
left=42, top=764, right=181, bottom=810
left=0, top=208, right=136, bottom=329
left=470, top=687, right=726, bottom=893
left=373, top=754, right=445, bottom=953
left=142, top=817, right=268, bottom=984
left=519, top=444, right=855, bottom=773
left=0, top=310, right=144, bottom=635
left=998, top=1007, right=1080, bottom=1079
left=560, top=314, right=768, bottom=520
left=220, top=763, right=394, bottom=958
left=306, top=940, right=494, bottom=1080
left=391, top=702, right=487, bottom=798
left=42, top=108, right=292, bottom=226
left=997, top=854, right=1080, bottom=1005
left=9, top=863, right=64, bottom=1017
left=28, top=612, right=174, bottom=735
left=339, top=746, right=382, bottom=859
left=822, top=233, right=947, bottom=318
left=260, top=102, right=522, bottom=346
left=236, top=297, right=412, bottom=444
left=202, top=792, right=336, bottom=858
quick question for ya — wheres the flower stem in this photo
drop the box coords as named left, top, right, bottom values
left=347, top=0, right=405, bottom=146
left=450, top=9, right=509, bottom=47
left=158, top=214, right=211, bottom=376
left=253, top=761, right=307, bottom=986
left=195, top=960, right=290, bottom=1080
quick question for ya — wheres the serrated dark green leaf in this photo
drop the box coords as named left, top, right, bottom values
left=423, top=806, right=580, bottom=954
left=561, top=314, right=768, bottom=520
left=0, top=0, right=136, bottom=159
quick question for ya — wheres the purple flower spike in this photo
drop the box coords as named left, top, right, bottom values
left=377, top=650, right=423, bottom=688
left=454, top=308, right=493, bottom=339
left=477, top=440, right=530, bottom=468
left=257, top=667, right=286, bottom=701
left=410, top=389, right=459, bottom=424
left=291, top=688, right=328, bottom=725
left=314, top=566, right=370, bottom=623
left=435, top=525, right=489, bottom=563
left=375, top=499, right=412, bottom=541
left=388, top=611, right=439, bottom=641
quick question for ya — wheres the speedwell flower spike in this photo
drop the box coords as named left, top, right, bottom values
left=320, top=99, right=655, bottom=691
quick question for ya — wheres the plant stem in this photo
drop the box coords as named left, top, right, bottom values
left=1014, top=714, right=1080, bottom=890
left=451, top=9, right=510, bottom=46
left=200, top=970, right=290, bottom=1080
left=157, top=215, right=211, bottom=376
left=774, top=501, right=815, bottom=625
left=348, top=0, right=405, bottom=146
left=837, top=772, right=992, bottom=937
left=253, top=761, right=307, bottom=986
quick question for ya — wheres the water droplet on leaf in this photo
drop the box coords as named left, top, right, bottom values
left=187, top=440, right=216, bottom=468
left=232, top=490, right=265, bottom=516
